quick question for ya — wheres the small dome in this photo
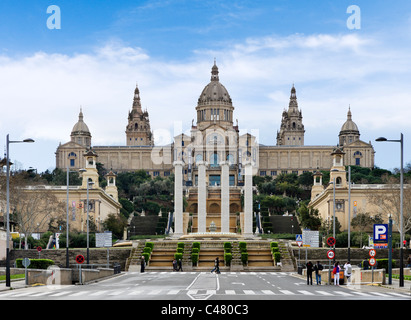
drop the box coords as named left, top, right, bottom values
left=197, top=62, right=232, bottom=106
left=340, top=108, right=359, bottom=133
left=71, top=108, right=91, bottom=136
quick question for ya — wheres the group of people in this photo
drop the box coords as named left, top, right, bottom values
left=173, top=258, right=183, bottom=271
left=305, top=261, right=352, bottom=285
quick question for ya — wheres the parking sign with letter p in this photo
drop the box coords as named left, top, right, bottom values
left=373, top=224, right=388, bottom=248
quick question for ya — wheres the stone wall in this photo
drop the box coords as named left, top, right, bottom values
left=6, top=248, right=132, bottom=271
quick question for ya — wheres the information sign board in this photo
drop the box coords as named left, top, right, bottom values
left=96, top=232, right=113, bottom=248
left=302, top=230, right=319, bottom=248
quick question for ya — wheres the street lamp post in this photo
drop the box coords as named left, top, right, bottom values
left=4, top=134, right=34, bottom=287
left=65, top=163, right=77, bottom=268
left=376, top=133, right=404, bottom=287
left=86, top=179, right=94, bottom=265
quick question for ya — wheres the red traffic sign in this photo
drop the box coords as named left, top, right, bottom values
left=369, top=257, right=376, bottom=266
left=327, top=237, right=336, bottom=247
left=369, top=249, right=376, bottom=257
left=37, top=246, right=42, bottom=252
left=327, top=250, right=335, bottom=260
left=75, top=254, right=85, bottom=264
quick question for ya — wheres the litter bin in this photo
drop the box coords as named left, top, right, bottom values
left=113, top=263, right=121, bottom=274
left=297, top=266, right=304, bottom=275
left=331, top=270, right=344, bottom=285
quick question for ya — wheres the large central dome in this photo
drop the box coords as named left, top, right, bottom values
left=197, top=61, right=232, bottom=106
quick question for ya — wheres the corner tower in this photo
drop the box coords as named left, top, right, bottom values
left=126, top=84, right=154, bottom=146
left=276, top=85, right=305, bottom=146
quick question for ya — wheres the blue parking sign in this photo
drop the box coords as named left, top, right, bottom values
left=373, top=224, right=388, bottom=247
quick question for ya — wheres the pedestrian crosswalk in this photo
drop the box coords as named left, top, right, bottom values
left=0, top=287, right=408, bottom=299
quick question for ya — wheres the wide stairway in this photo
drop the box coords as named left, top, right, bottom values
left=126, top=239, right=296, bottom=272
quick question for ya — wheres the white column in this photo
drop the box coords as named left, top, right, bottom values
left=220, top=161, right=230, bottom=233
left=173, top=161, right=184, bottom=237
left=243, top=163, right=253, bottom=237
left=197, top=161, right=207, bottom=233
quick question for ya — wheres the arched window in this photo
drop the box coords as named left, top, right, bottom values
left=210, top=153, right=219, bottom=167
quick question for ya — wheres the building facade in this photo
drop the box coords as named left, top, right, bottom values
left=56, top=62, right=375, bottom=181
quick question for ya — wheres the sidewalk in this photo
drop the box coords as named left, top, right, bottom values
left=293, top=272, right=411, bottom=296
left=0, top=279, right=28, bottom=292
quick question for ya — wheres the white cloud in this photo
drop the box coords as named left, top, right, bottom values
left=1, top=32, right=410, bottom=172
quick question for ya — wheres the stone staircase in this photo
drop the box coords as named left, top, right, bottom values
left=126, top=241, right=146, bottom=271
left=246, top=242, right=274, bottom=268
left=277, top=240, right=296, bottom=271
left=198, top=243, right=226, bottom=268
left=125, top=239, right=296, bottom=272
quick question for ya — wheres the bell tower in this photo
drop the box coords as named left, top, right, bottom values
left=126, top=84, right=154, bottom=146
left=276, top=85, right=305, bottom=146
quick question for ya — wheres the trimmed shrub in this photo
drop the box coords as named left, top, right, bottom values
left=15, top=259, right=55, bottom=269
left=376, top=258, right=397, bottom=271
left=177, top=247, right=184, bottom=254
left=273, top=252, right=281, bottom=262
left=224, top=242, right=232, bottom=250
left=271, top=247, right=279, bottom=253
left=270, top=242, right=278, bottom=249
left=174, top=253, right=183, bottom=261
left=239, top=242, right=247, bottom=252
left=192, top=247, right=199, bottom=254
left=177, top=242, right=185, bottom=249
left=224, top=252, right=232, bottom=266
left=142, top=252, right=150, bottom=263
left=145, top=242, right=154, bottom=250
left=241, top=252, right=248, bottom=265
left=143, top=247, right=152, bottom=254
left=192, top=242, right=201, bottom=250
left=191, top=253, right=199, bottom=265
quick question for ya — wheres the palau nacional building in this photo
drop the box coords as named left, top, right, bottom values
left=55, top=62, right=375, bottom=236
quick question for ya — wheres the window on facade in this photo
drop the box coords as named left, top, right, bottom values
left=271, top=171, right=277, bottom=176
left=209, top=175, right=221, bottom=186
left=260, top=171, right=266, bottom=176
left=210, top=153, right=219, bottom=167
left=70, top=159, right=75, bottom=167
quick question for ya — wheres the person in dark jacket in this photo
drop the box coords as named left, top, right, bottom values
left=211, top=257, right=220, bottom=274
left=140, top=256, right=146, bottom=273
left=313, top=261, right=323, bottom=285
left=306, top=261, right=314, bottom=285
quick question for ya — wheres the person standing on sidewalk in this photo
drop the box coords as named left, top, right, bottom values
left=140, top=256, right=146, bottom=273
left=344, top=261, right=352, bottom=285
left=314, top=261, right=323, bottom=285
left=306, top=261, right=314, bottom=285
left=333, top=261, right=340, bottom=285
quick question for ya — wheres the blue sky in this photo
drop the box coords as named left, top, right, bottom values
left=1, top=0, right=411, bottom=173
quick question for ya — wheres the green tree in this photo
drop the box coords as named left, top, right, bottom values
left=298, top=204, right=322, bottom=230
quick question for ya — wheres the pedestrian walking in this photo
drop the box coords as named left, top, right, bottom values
left=344, top=261, right=352, bottom=285
left=172, top=259, right=178, bottom=271
left=306, top=261, right=313, bottom=285
left=211, top=257, right=220, bottom=274
left=313, top=261, right=323, bottom=285
left=140, top=256, right=146, bottom=273
left=333, top=261, right=340, bottom=285
left=177, top=259, right=183, bottom=271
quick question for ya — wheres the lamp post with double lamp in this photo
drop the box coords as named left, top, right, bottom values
left=79, top=167, right=94, bottom=266
left=376, top=133, right=404, bottom=287
left=4, top=134, right=34, bottom=287
left=65, top=162, right=77, bottom=268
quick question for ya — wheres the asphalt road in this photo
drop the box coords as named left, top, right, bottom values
left=0, top=271, right=409, bottom=301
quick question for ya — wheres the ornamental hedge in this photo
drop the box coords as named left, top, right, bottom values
left=16, top=258, right=55, bottom=269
